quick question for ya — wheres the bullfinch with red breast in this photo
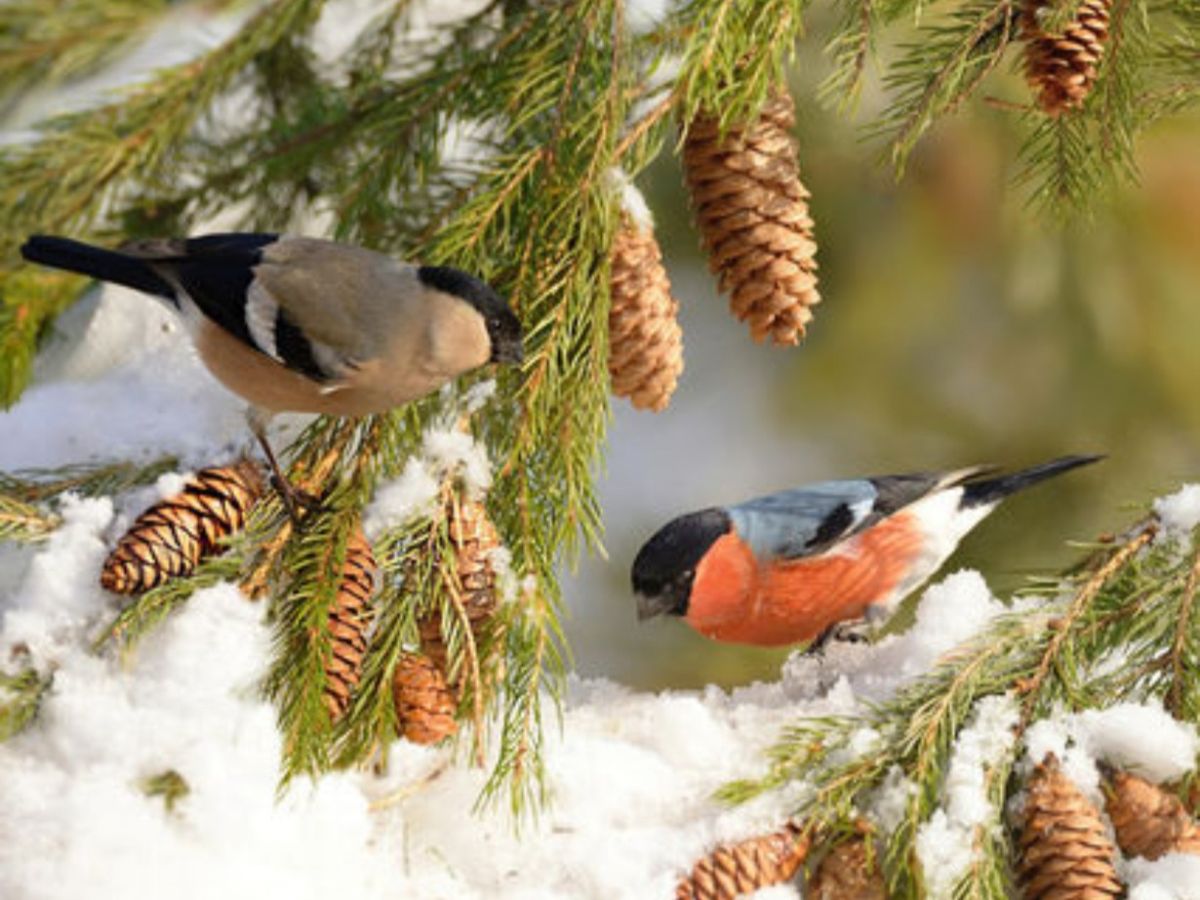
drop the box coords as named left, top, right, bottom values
left=631, top=455, right=1100, bottom=648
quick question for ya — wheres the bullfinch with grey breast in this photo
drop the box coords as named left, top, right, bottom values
left=20, top=233, right=524, bottom=514
left=632, top=455, right=1100, bottom=648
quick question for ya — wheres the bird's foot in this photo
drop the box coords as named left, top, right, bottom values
left=806, top=621, right=872, bottom=656
left=271, top=474, right=323, bottom=524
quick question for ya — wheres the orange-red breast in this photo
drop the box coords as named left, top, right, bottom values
left=631, top=455, right=1100, bottom=648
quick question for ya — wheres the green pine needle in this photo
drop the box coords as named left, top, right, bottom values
left=0, top=666, right=52, bottom=742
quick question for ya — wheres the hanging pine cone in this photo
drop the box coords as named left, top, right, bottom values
left=1105, top=770, right=1200, bottom=861
left=806, top=839, right=887, bottom=900
left=608, top=217, right=684, bottom=412
left=392, top=651, right=458, bottom=745
left=418, top=497, right=501, bottom=681
left=322, top=527, right=377, bottom=722
left=675, top=821, right=810, bottom=900
left=100, top=460, right=264, bottom=594
left=1020, top=0, right=1111, bottom=117
left=683, top=86, right=819, bottom=346
left=1017, top=754, right=1122, bottom=899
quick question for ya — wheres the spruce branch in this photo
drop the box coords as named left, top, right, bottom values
left=820, top=0, right=878, bottom=111
left=873, top=0, right=1018, bottom=174
left=0, top=0, right=324, bottom=259
left=264, top=497, right=365, bottom=781
left=96, top=546, right=246, bottom=653
left=0, top=454, right=179, bottom=543
left=0, top=0, right=173, bottom=104
left=0, top=268, right=88, bottom=407
left=1013, top=0, right=1158, bottom=213
left=0, top=665, right=52, bottom=742
left=0, top=495, right=60, bottom=543
left=1156, top=1, right=1200, bottom=87
left=951, top=752, right=1018, bottom=899
left=1166, top=546, right=1200, bottom=718
left=0, top=455, right=179, bottom=502
left=674, top=0, right=810, bottom=129
left=1017, top=520, right=1156, bottom=721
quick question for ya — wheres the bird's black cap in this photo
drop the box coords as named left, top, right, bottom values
left=631, top=507, right=731, bottom=620
left=417, top=265, right=524, bottom=364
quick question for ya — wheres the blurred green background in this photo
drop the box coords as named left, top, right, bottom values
left=564, top=42, right=1200, bottom=690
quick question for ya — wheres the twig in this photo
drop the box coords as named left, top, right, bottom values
left=438, top=485, right=488, bottom=768
left=368, top=760, right=451, bottom=811
left=1019, top=520, right=1157, bottom=723
left=1167, top=543, right=1200, bottom=716
left=241, top=443, right=346, bottom=599
left=614, top=92, right=675, bottom=159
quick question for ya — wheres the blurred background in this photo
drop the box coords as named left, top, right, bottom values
left=564, top=28, right=1200, bottom=689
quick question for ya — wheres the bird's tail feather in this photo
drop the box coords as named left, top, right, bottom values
left=961, top=454, right=1103, bottom=508
left=20, top=235, right=176, bottom=300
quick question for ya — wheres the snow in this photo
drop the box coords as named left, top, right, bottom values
left=627, top=0, right=675, bottom=35
left=1126, top=854, right=1200, bottom=900
left=1076, top=704, right=1200, bottom=783
left=609, top=169, right=656, bottom=231
left=915, top=694, right=1020, bottom=899
left=1155, top=484, right=1200, bottom=537
left=1022, top=703, right=1199, bottom=804
left=364, top=389, right=496, bottom=537
left=781, top=569, right=1007, bottom=704
left=1, top=579, right=396, bottom=900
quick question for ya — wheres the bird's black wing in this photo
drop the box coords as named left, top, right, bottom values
left=121, top=233, right=280, bottom=354
left=121, top=233, right=328, bottom=382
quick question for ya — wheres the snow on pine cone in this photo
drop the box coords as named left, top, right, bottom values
left=100, top=460, right=264, bottom=594
left=675, top=822, right=809, bottom=900
left=608, top=217, right=684, bottom=412
left=392, top=651, right=458, bottom=745
left=1020, top=0, right=1111, bottom=116
left=1018, top=754, right=1122, bottom=899
left=1104, top=769, right=1200, bottom=861
left=323, top=527, right=377, bottom=722
left=806, top=839, right=887, bottom=900
left=417, top=497, right=501, bottom=681
left=682, top=86, right=819, bottom=346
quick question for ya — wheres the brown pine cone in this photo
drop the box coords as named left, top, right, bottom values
left=608, top=218, right=684, bottom=412
left=418, top=497, right=501, bottom=680
left=807, top=839, right=887, bottom=900
left=322, top=527, right=377, bottom=722
left=1105, top=770, right=1200, bottom=861
left=392, top=651, right=457, bottom=745
left=100, top=460, right=264, bottom=594
left=1018, top=754, right=1122, bottom=899
left=1021, top=0, right=1112, bottom=116
left=675, top=821, right=810, bottom=900
left=683, top=87, right=819, bottom=346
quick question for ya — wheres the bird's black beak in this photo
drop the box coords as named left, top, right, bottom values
left=636, top=590, right=679, bottom=622
left=492, top=335, right=524, bottom=365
